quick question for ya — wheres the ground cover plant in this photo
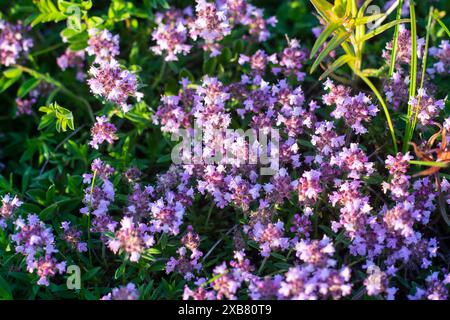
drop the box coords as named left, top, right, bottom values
left=0, top=0, right=449, bottom=300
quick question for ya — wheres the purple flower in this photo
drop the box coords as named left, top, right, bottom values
left=383, top=24, right=424, bottom=71
left=295, top=169, right=322, bottom=204
left=61, top=221, right=87, bottom=253
left=408, top=272, right=449, bottom=300
left=11, top=214, right=65, bottom=286
left=108, top=216, right=154, bottom=262
left=295, top=236, right=335, bottom=268
left=57, top=48, right=86, bottom=81
left=89, top=116, right=118, bottom=149
left=87, top=28, right=120, bottom=63
left=247, top=220, right=289, bottom=257
left=15, top=97, right=36, bottom=116
left=276, top=39, right=307, bottom=81
left=363, top=265, right=390, bottom=297
left=428, top=40, right=450, bottom=75
left=166, top=226, right=203, bottom=280
left=0, top=20, right=33, bottom=66
left=383, top=71, right=409, bottom=110
left=189, top=0, right=231, bottom=56
left=324, top=80, right=378, bottom=134
left=101, top=283, right=139, bottom=300
left=87, top=59, right=143, bottom=112
left=330, top=143, right=374, bottom=179
left=409, top=89, right=445, bottom=126
left=151, top=8, right=193, bottom=61
left=1, top=194, right=22, bottom=220
left=150, top=198, right=185, bottom=235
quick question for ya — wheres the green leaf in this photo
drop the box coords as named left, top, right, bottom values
left=357, top=0, right=374, bottom=18
left=4, top=68, right=23, bottom=78
left=310, top=22, right=340, bottom=59
left=434, top=14, right=450, bottom=38
left=0, top=275, right=13, bottom=300
left=310, top=31, right=350, bottom=73
left=409, top=160, right=449, bottom=168
left=39, top=102, right=75, bottom=133
left=310, top=0, right=335, bottom=22
left=360, top=19, right=410, bottom=42
left=31, top=0, right=69, bottom=27
left=319, top=54, right=354, bottom=80
left=17, top=78, right=41, bottom=98
left=354, top=13, right=386, bottom=26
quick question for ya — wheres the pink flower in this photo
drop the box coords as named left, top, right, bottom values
left=89, top=116, right=118, bottom=149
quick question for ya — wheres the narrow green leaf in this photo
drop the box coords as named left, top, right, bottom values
left=3, top=68, right=22, bottom=78
left=319, top=54, right=354, bottom=80
left=17, top=78, right=41, bottom=98
left=310, top=0, right=334, bottom=21
left=361, top=19, right=410, bottom=42
left=357, top=0, right=374, bottom=18
left=356, top=71, right=398, bottom=153
left=434, top=13, right=450, bottom=38
left=354, top=13, right=386, bottom=26
left=409, top=160, right=449, bottom=168
left=311, top=32, right=350, bottom=73
left=389, top=0, right=404, bottom=77
left=310, top=22, right=340, bottom=59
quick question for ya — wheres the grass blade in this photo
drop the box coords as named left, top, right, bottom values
left=406, top=7, right=434, bottom=150
left=357, top=72, right=398, bottom=153
left=319, top=54, right=354, bottom=80
left=434, top=14, right=450, bottom=38
left=389, top=0, right=404, bottom=77
left=309, top=0, right=335, bottom=22
left=409, top=160, right=449, bottom=168
left=402, top=1, right=418, bottom=153
left=360, top=18, right=410, bottom=42
left=310, top=22, right=340, bottom=59
left=408, top=2, right=417, bottom=100
left=310, top=32, right=350, bottom=73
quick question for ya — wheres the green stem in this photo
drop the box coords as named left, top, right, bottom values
left=204, top=202, right=215, bottom=227
left=389, top=0, right=404, bottom=77
left=87, top=170, right=97, bottom=265
left=151, top=61, right=167, bottom=90
left=434, top=14, right=450, bottom=38
left=31, top=42, right=65, bottom=57
left=357, top=73, right=398, bottom=153
left=407, top=6, right=434, bottom=149
left=257, top=256, right=268, bottom=275
left=408, top=1, right=418, bottom=105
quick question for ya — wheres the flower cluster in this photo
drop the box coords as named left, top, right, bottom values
left=87, top=59, right=143, bottom=112
left=409, top=89, right=446, bottom=126
left=60, top=221, right=87, bottom=253
left=108, top=216, right=155, bottom=262
left=383, top=24, right=424, bottom=71
left=89, top=116, right=118, bottom=149
left=86, top=28, right=120, bottom=63
left=0, top=20, right=33, bottom=66
left=324, top=79, right=378, bottom=134
left=101, top=283, right=140, bottom=300
left=11, top=215, right=66, bottom=286
left=151, top=0, right=276, bottom=60
left=166, top=225, right=203, bottom=280
left=428, top=40, right=450, bottom=76
left=151, top=8, right=193, bottom=61
left=81, top=159, right=117, bottom=235
left=0, top=194, right=22, bottom=228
